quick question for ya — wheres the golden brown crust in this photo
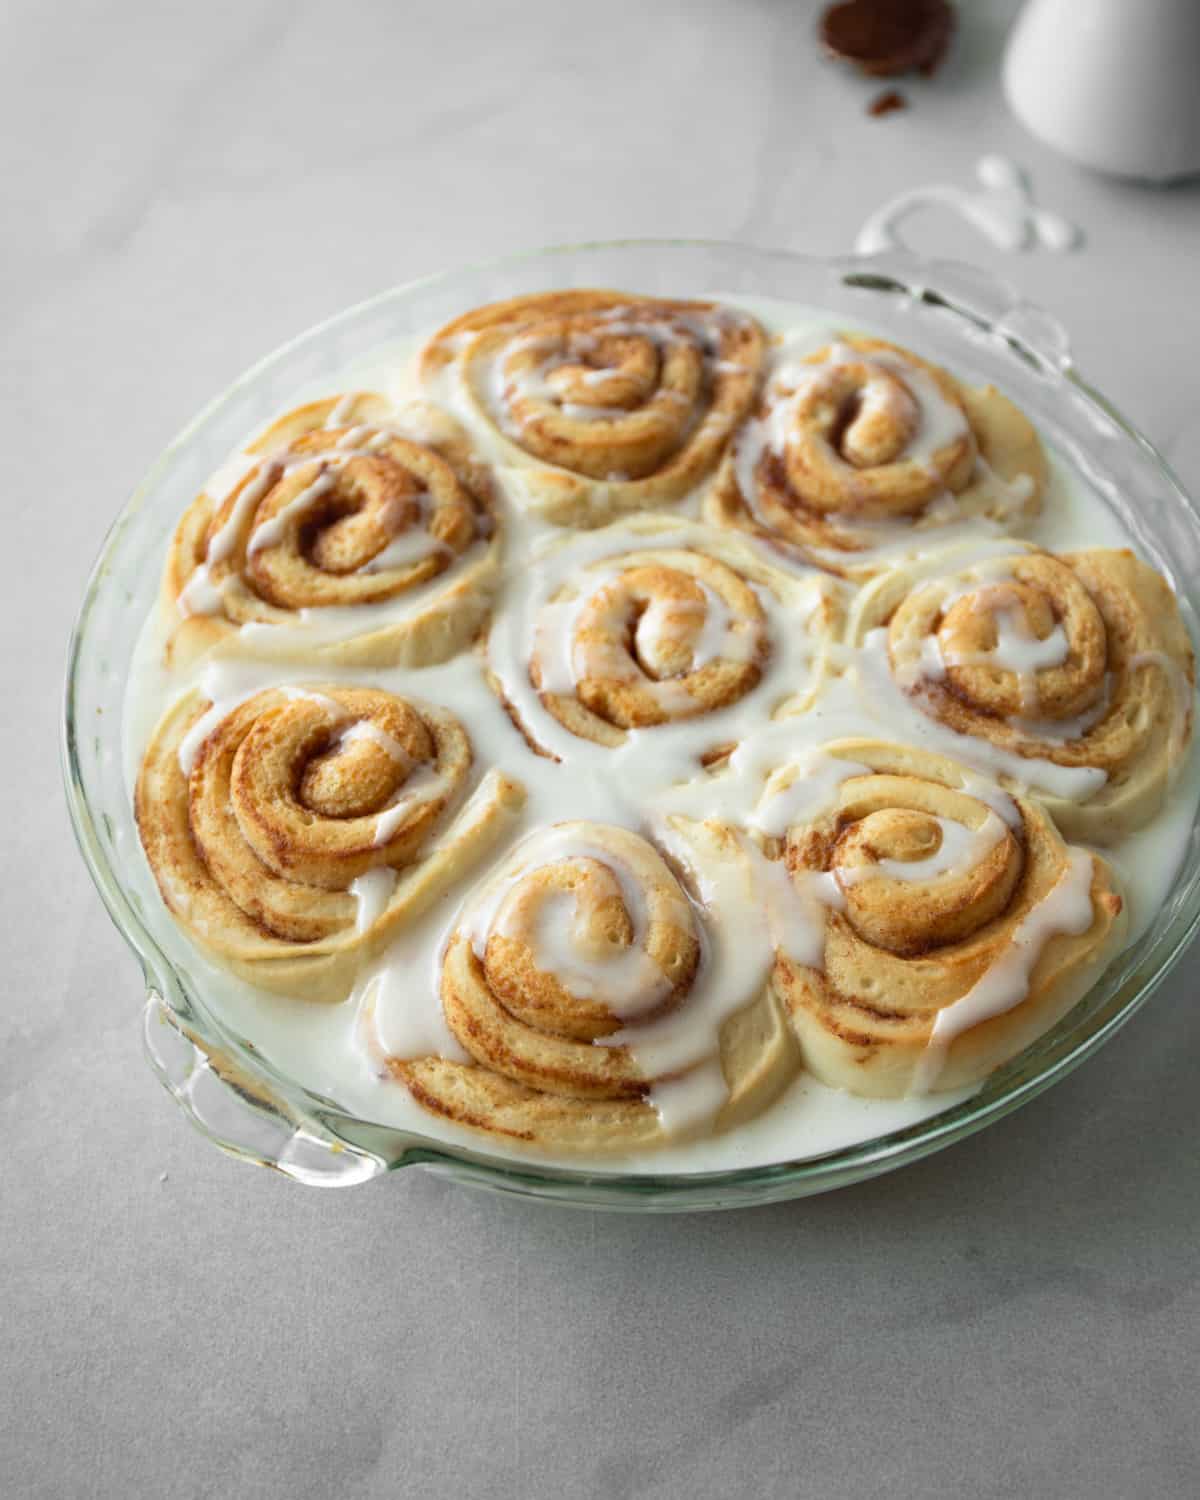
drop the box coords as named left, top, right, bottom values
left=135, top=685, right=524, bottom=1000
left=768, top=739, right=1126, bottom=1096
left=708, top=335, right=1045, bottom=579
left=419, top=290, right=765, bottom=526
left=162, top=395, right=500, bottom=669
left=850, top=546, right=1196, bottom=840
left=391, top=1058, right=664, bottom=1150
left=380, top=820, right=800, bottom=1151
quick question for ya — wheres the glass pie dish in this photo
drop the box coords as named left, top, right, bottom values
left=63, top=241, right=1200, bottom=1210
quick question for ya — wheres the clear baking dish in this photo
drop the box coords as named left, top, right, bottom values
left=63, top=241, right=1200, bottom=1209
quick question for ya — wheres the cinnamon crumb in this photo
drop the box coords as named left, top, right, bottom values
left=868, top=88, right=908, bottom=117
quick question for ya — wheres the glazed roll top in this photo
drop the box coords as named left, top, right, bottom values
left=164, top=396, right=498, bottom=667
left=489, top=517, right=837, bottom=759
left=766, top=740, right=1125, bottom=1096
left=710, top=335, right=1045, bottom=575
left=419, top=291, right=765, bottom=524
left=531, top=545, right=769, bottom=745
left=851, top=546, right=1195, bottom=839
left=390, top=820, right=799, bottom=1150
left=135, top=685, right=522, bottom=999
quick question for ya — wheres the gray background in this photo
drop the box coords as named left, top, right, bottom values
left=5, top=2, right=1199, bottom=1496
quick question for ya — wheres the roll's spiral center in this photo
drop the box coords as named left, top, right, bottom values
left=304, top=456, right=425, bottom=575
left=939, top=581, right=1055, bottom=660
left=626, top=570, right=709, bottom=680
left=796, top=362, right=920, bottom=469
left=831, top=778, right=1023, bottom=955
left=838, top=807, right=944, bottom=872
left=543, top=334, right=660, bottom=411
left=935, top=566, right=1107, bottom=721
left=482, top=854, right=693, bottom=1040
left=290, top=701, right=431, bottom=820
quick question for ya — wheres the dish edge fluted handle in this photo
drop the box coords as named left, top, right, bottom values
left=141, top=992, right=384, bottom=1187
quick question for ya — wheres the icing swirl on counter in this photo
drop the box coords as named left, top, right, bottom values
left=123, top=290, right=1199, bottom=1172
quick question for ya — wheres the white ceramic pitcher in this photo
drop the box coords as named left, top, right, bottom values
left=1004, top=0, right=1200, bottom=181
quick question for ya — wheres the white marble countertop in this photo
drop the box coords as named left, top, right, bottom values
left=5, top=2, right=1200, bottom=1495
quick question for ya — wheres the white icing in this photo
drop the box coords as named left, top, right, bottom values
left=326, top=393, right=357, bottom=426
left=462, top=827, right=681, bottom=1022
left=942, top=599, right=1071, bottom=712
left=858, top=627, right=1107, bottom=800
left=360, top=967, right=471, bottom=1066
left=360, top=528, right=448, bottom=572
left=338, top=721, right=408, bottom=763
left=350, top=867, right=398, bottom=936
left=246, top=470, right=334, bottom=556
left=625, top=818, right=778, bottom=1132
left=206, top=466, right=278, bottom=567
left=946, top=605, right=1070, bottom=676
left=736, top=834, right=841, bottom=968
left=175, top=659, right=277, bottom=775
left=910, top=848, right=1097, bottom=1094
left=836, top=812, right=1007, bottom=887
left=855, top=155, right=1081, bottom=258
left=177, top=565, right=225, bottom=618
left=749, top=750, right=870, bottom=838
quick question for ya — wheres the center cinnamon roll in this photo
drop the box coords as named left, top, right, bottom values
left=490, top=517, right=838, bottom=760
left=531, top=549, right=768, bottom=745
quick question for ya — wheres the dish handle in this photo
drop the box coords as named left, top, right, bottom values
left=141, top=991, right=384, bottom=1187
left=840, top=254, right=1076, bottom=375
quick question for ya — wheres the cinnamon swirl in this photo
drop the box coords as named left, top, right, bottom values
left=849, top=545, right=1195, bottom=839
left=764, top=740, right=1125, bottom=1096
left=386, top=820, right=799, bottom=1150
left=419, top=291, right=765, bottom=525
left=709, top=335, right=1046, bottom=577
left=163, top=395, right=500, bottom=668
left=490, top=516, right=839, bottom=759
left=136, top=685, right=524, bottom=1000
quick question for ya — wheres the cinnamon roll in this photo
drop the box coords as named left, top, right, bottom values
left=764, top=740, right=1126, bottom=1096
left=387, top=820, right=799, bottom=1150
left=849, top=545, right=1195, bottom=840
left=708, top=335, right=1046, bottom=577
left=490, top=517, right=839, bottom=759
left=419, top=291, right=765, bottom=525
left=136, top=685, right=524, bottom=1000
left=163, top=395, right=500, bottom=668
